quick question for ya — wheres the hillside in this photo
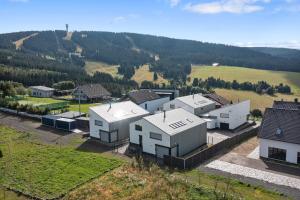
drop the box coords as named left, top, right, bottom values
left=0, top=30, right=300, bottom=81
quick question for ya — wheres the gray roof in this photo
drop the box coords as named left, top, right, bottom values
left=75, top=84, right=111, bottom=99
left=55, top=111, right=86, bottom=119
left=203, top=93, right=230, bottom=106
left=176, top=94, right=215, bottom=109
left=258, top=108, right=300, bottom=145
left=142, top=108, right=206, bottom=135
left=128, top=90, right=161, bottom=104
left=90, top=101, right=149, bottom=123
left=273, top=101, right=300, bottom=110
left=30, top=86, right=55, bottom=91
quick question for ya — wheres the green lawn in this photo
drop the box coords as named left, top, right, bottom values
left=0, top=125, right=122, bottom=199
left=190, top=65, right=300, bottom=96
left=18, top=96, right=66, bottom=106
left=68, top=102, right=101, bottom=114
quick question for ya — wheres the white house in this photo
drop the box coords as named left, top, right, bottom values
left=30, top=86, right=55, bottom=98
left=89, top=101, right=149, bottom=144
left=130, top=108, right=207, bottom=158
left=163, top=94, right=216, bottom=116
left=201, top=100, right=250, bottom=130
left=128, top=90, right=170, bottom=113
left=259, top=104, right=300, bottom=164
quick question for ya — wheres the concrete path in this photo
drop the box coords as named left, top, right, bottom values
left=206, top=160, right=300, bottom=190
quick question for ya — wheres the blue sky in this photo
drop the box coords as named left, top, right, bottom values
left=0, top=0, right=299, bottom=48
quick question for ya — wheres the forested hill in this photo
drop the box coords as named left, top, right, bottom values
left=0, top=30, right=299, bottom=81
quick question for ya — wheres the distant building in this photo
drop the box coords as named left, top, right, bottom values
left=130, top=108, right=207, bottom=158
left=141, top=89, right=179, bottom=100
left=30, top=86, right=55, bottom=98
left=72, top=84, right=111, bottom=102
left=259, top=101, right=300, bottom=164
left=201, top=100, right=250, bottom=130
left=89, top=101, right=149, bottom=144
left=163, top=94, right=216, bottom=116
left=128, top=90, right=170, bottom=113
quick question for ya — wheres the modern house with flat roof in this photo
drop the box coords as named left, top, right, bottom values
left=163, top=94, right=216, bottom=116
left=201, top=100, right=250, bottom=130
left=203, top=93, right=230, bottom=108
left=130, top=108, right=207, bottom=158
left=73, top=84, right=111, bottom=102
left=259, top=102, right=300, bottom=164
left=128, top=90, right=170, bottom=113
left=141, top=89, right=179, bottom=100
left=30, top=86, right=55, bottom=98
left=89, top=101, right=149, bottom=144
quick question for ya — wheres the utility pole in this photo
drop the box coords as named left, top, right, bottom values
left=78, top=93, right=81, bottom=116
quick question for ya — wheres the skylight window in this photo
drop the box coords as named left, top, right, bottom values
left=169, top=121, right=187, bottom=129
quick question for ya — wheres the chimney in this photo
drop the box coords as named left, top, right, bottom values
left=163, top=110, right=166, bottom=121
left=109, top=102, right=112, bottom=109
left=193, top=94, right=195, bottom=99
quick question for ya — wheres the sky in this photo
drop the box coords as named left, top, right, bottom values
left=0, top=0, right=299, bottom=49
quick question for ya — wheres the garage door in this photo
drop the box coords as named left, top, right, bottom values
left=220, top=123, right=229, bottom=130
left=155, top=145, right=170, bottom=158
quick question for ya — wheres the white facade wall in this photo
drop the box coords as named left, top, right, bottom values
left=209, top=100, right=250, bottom=130
left=163, top=99, right=194, bottom=114
left=260, top=139, right=300, bottom=164
left=89, top=109, right=110, bottom=138
left=139, top=97, right=170, bottom=113
left=31, top=89, right=53, bottom=98
left=130, top=119, right=170, bottom=155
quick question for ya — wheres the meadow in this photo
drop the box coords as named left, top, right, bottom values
left=190, top=65, right=300, bottom=96
left=131, top=65, right=168, bottom=85
left=0, top=125, right=122, bottom=199
left=215, top=88, right=297, bottom=111
left=85, top=61, right=121, bottom=77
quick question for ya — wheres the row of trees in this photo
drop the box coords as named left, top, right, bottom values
left=191, top=77, right=291, bottom=95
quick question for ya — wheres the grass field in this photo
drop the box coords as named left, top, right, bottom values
left=190, top=66, right=300, bottom=96
left=215, top=88, right=297, bottom=111
left=0, top=125, right=122, bottom=199
left=68, top=102, right=101, bottom=114
left=85, top=61, right=121, bottom=77
left=65, top=162, right=287, bottom=200
left=18, top=96, right=66, bottom=106
left=131, top=65, right=168, bottom=85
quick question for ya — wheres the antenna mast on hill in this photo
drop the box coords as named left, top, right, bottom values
left=66, top=24, right=69, bottom=33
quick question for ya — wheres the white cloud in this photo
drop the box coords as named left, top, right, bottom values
left=112, top=16, right=126, bottom=23
left=234, top=40, right=300, bottom=49
left=110, top=14, right=140, bottom=24
left=184, top=0, right=271, bottom=14
left=168, top=0, right=181, bottom=7
left=9, top=0, right=29, bottom=2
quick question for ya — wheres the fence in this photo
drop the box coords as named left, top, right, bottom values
left=164, top=126, right=259, bottom=169
left=0, top=107, right=41, bottom=120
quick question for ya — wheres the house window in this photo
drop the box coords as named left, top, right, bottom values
left=170, top=104, right=175, bottom=109
left=135, top=124, right=142, bottom=131
left=95, top=120, right=103, bottom=126
left=150, top=132, right=162, bottom=140
left=220, top=113, right=229, bottom=118
left=298, top=152, right=300, bottom=164
left=268, top=147, right=286, bottom=161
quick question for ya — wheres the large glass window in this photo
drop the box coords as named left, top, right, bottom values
left=95, top=120, right=103, bottom=126
left=297, top=152, right=300, bottom=164
left=150, top=132, right=162, bottom=140
left=135, top=124, right=142, bottom=131
left=268, top=147, right=286, bottom=161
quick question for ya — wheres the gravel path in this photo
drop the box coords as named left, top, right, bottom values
left=207, top=160, right=300, bottom=190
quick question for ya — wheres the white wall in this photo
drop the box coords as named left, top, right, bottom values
left=31, top=89, right=53, bottom=98
left=130, top=119, right=170, bottom=155
left=163, top=99, right=194, bottom=114
left=139, top=97, right=170, bottom=113
left=209, top=100, right=250, bottom=130
left=89, top=109, right=109, bottom=138
left=260, top=139, right=300, bottom=164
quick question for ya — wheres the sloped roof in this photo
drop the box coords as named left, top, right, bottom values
left=128, top=90, right=161, bottom=104
left=30, top=86, right=54, bottom=91
left=90, top=101, right=149, bottom=123
left=203, top=93, right=230, bottom=106
left=143, top=108, right=206, bottom=135
left=258, top=108, right=300, bottom=145
left=75, top=84, right=111, bottom=99
left=273, top=101, right=300, bottom=110
left=176, top=94, right=215, bottom=109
